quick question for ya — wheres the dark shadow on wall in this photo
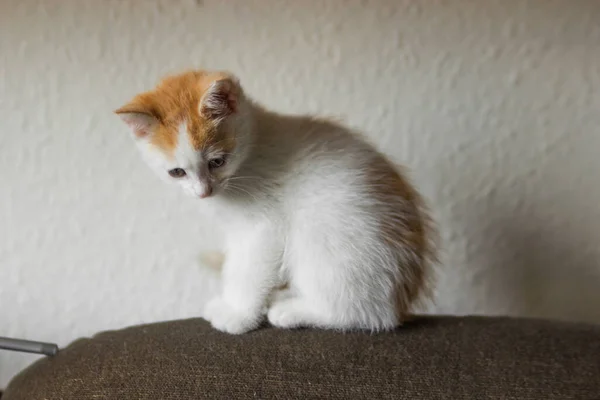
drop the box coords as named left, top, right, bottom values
left=416, top=0, right=600, bottom=325
left=430, top=145, right=600, bottom=324
left=485, top=208, right=600, bottom=324
left=439, top=139, right=600, bottom=325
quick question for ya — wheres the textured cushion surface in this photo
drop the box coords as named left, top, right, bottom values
left=4, top=316, right=600, bottom=399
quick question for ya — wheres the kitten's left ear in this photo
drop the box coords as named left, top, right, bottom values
left=199, top=74, right=241, bottom=120
left=114, top=106, right=158, bottom=139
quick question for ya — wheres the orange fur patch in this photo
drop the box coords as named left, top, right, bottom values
left=115, top=70, right=238, bottom=154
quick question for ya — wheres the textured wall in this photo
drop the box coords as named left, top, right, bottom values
left=1, top=0, right=600, bottom=387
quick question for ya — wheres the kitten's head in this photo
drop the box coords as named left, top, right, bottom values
left=115, top=70, right=252, bottom=199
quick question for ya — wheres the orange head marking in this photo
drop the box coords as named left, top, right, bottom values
left=115, top=70, right=240, bottom=155
left=115, top=69, right=246, bottom=199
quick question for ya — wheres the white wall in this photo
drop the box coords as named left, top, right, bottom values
left=1, top=0, right=599, bottom=387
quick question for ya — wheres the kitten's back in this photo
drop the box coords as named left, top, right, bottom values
left=252, top=112, right=437, bottom=323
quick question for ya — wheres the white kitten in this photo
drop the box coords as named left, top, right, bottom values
left=116, top=69, right=437, bottom=334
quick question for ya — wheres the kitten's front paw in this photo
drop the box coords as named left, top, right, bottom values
left=203, top=297, right=260, bottom=334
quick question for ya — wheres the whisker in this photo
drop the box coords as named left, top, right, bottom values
left=226, top=175, right=261, bottom=182
left=226, top=184, right=260, bottom=202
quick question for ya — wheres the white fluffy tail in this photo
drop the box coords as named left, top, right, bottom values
left=199, top=251, right=225, bottom=272
left=196, top=251, right=225, bottom=316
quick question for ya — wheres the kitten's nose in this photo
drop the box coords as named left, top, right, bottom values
left=198, top=186, right=213, bottom=198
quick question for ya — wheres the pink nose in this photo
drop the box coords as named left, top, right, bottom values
left=198, top=187, right=213, bottom=198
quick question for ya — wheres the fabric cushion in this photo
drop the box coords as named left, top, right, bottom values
left=4, top=316, right=600, bottom=399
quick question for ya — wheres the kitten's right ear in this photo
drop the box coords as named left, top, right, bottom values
left=115, top=106, right=158, bottom=138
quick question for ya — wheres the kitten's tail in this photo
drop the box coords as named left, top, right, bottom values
left=196, top=251, right=225, bottom=315
left=198, top=251, right=225, bottom=272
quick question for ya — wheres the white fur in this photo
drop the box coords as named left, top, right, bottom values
left=125, top=84, right=434, bottom=334
left=172, top=123, right=213, bottom=198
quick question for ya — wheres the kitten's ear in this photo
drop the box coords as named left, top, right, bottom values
left=114, top=106, right=158, bottom=138
left=199, top=75, right=240, bottom=120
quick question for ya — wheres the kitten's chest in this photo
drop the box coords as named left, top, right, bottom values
left=203, top=195, right=272, bottom=226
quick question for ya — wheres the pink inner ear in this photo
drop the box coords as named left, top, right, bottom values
left=201, top=79, right=238, bottom=120
left=118, top=112, right=157, bottom=138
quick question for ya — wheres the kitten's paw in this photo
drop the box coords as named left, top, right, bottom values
left=203, top=297, right=259, bottom=334
left=267, top=299, right=311, bottom=329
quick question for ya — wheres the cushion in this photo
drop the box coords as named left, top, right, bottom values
left=4, top=316, right=600, bottom=399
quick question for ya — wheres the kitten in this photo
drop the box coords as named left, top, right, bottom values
left=115, top=69, right=437, bottom=334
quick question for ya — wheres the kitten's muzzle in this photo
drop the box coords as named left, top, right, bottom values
left=198, top=186, right=213, bottom=198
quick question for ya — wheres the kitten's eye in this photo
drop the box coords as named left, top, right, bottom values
left=168, top=168, right=186, bottom=178
left=208, top=157, right=226, bottom=169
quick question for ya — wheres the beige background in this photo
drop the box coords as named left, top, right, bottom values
left=1, top=0, right=599, bottom=386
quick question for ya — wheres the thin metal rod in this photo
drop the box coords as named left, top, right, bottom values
left=0, top=336, right=59, bottom=356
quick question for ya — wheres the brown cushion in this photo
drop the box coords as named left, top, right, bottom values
left=4, top=316, right=600, bottom=399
